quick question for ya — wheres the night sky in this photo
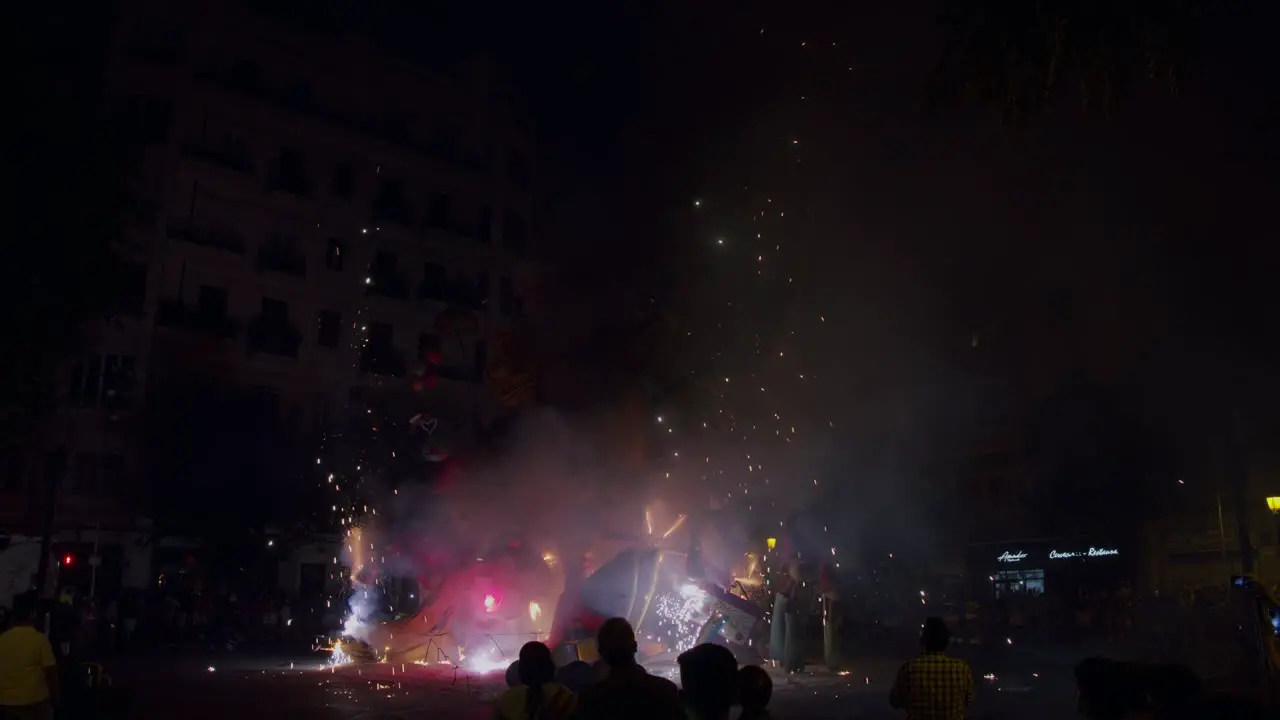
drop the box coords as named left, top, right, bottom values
left=229, top=1, right=1279, bottom=553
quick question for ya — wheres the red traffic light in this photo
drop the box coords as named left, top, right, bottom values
left=62, top=555, right=73, bottom=566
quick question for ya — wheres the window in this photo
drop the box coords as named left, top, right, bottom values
left=503, top=210, right=527, bottom=254
left=1, top=447, right=23, bottom=492
left=992, top=568, right=1045, bottom=598
left=197, top=285, right=228, bottom=316
left=418, top=332, right=440, bottom=356
left=506, top=148, right=529, bottom=189
left=101, top=453, right=124, bottom=496
left=70, top=452, right=98, bottom=495
left=474, top=340, right=488, bottom=377
left=117, top=263, right=148, bottom=315
left=333, top=163, right=355, bottom=197
left=261, top=297, right=288, bottom=323
left=499, top=277, right=514, bottom=317
left=318, top=310, right=341, bottom=348
left=325, top=238, right=344, bottom=271
left=373, top=249, right=398, bottom=275
left=422, top=262, right=447, bottom=292
left=369, top=323, right=394, bottom=353
left=43, top=448, right=67, bottom=491
left=427, top=194, right=451, bottom=229
left=478, top=205, right=492, bottom=243
left=68, top=354, right=135, bottom=408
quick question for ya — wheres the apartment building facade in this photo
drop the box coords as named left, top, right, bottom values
left=0, top=0, right=535, bottom=598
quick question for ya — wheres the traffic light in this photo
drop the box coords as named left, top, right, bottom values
left=62, top=554, right=74, bottom=566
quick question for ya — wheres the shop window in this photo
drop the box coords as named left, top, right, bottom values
left=992, top=568, right=1044, bottom=598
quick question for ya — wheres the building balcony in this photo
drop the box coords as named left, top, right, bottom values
left=366, top=272, right=409, bottom=301
left=416, top=281, right=486, bottom=310
left=246, top=317, right=302, bottom=358
left=266, top=170, right=313, bottom=198
left=437, top=365, right=479, bottom=383
left=181, top=141, right=253, bottom=174
left=167, top=222, right=246, bottom=255
left=371, top=199, right=415, bottom=228
left=256, top=247, right=307, bottom=278
left=155, top=298, right=241, bottom=339
left=359, top=347, right=407, bottom=378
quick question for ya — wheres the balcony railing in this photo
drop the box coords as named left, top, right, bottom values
left=182, top=141, right=253, bottom=174
left=167, top=222, right=246, bottom=255
left=359, top=347, right=407, bottom=378
left=155, top=298, right=241, bottom=339
left=246, top=316, right=302, bottom=358
left=192, top=66, right=492, bottom=179
left=257, top=246, right=307, bottom=278
left=366, top=272, right=409, bottom=301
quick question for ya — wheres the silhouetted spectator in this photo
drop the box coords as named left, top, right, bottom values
left=1073, top=657, right=1147, bottom=720
left=737, top=664, right=773, bottom=720
left=576, top=617, right=681, bottom=720
left=678, top=643, right=738, bottom=720
left=0, top=591, right=59, bottom=718
left=889, top=617, right=973, bottom=720
left=495, top=641, right=576, bottom=720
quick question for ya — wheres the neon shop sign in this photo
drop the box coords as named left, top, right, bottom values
left=996, top=551, right=1028, bottom=563
left=1049, top=547, right=1119, bottom=560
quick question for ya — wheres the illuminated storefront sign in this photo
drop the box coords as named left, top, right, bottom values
left=996, top=551, right=1028, bottom=563
left=1049, top=547, right=1119, bottom=560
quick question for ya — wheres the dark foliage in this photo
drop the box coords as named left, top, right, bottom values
left=930, top=0, right=1193, bottom=121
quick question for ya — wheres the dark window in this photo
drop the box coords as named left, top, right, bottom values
left=68, top=354, right=103, bottom=407
left=279, top=147, right=305, bottom=176
left=427, top=194, right=451, bottom=228
left=117, top=263, right=148, bottom=315
left=318, top=310, right=341, bottom=348
left=423, top=262, right=447, bottom=291
left=70, top=452, right=98, bottom=495
left=43, top=448, right=67, bottom=492
left=261, top=297, right=288, bottom=323
left=120, top=95, right=172, bottom=145
left=499, top=277, right=514, bottom=317
left=102, top=355, right=137, bottom=411
left=333, top=163, right=355, bottom=197
left=101, top=453, right=125, bottom=496
left=197, top=285, right=228, bottom=316
left=503, top=210, right=527, bottom=254
left=474, top=340, right=488, bottom=377
left=0, top=447, right=23, bottom=492
left=373, top=249, right=398, bottom=275
left=505, top=148, right=529, bottom=188
left=479, top=205, right=492, bottom=242
left=369, top=322, right=394, bottom=352
left=325, top=238, right=344, bottom=271
left=418, top=332, right=440, bottom=356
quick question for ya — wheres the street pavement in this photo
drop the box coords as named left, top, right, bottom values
left=101, top=647, right=1083, bottom=719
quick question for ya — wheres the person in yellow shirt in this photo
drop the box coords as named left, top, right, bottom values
left=494, top=641, right=576, bottom=720
left=0, top=591, right=58, bottom=720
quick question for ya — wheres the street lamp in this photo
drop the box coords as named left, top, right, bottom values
left=1268, top=498, right=1280, bottom=565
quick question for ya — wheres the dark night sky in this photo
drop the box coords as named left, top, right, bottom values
left=266, top=0, right=1278, bottom=544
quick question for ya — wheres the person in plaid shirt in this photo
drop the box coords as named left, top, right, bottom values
left=889, top=617, right=974, bottom=719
